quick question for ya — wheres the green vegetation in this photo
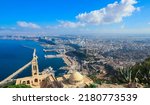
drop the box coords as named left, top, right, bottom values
left=87, top=57, right=150, bottom=88
left=88, top=75, right=102, bottom=85
left=5, top=84, right=31, bottom=88
left=85, top=83, right=97, bottom=88
left=0, top=80, right=31, bottom=88
left=114, top=67, right=137, bottom=84
left=0, top=81, right=16, bottom=88
left=114, top=57, right=150, bottom=87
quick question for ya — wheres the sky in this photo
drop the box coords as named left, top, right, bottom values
left=0, top=0, right=150, bottom=36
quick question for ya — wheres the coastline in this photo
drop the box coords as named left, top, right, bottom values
left=0, top=40, right=67, bottom=81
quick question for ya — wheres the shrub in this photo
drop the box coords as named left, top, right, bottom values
left=114, top=57, right=150, bottom=86
left=6, top=84, right=31, bottom=88
left=85, top=83, right=97, bottom=88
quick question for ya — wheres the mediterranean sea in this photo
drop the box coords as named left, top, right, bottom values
left=0, top=40, right=67, bottom=81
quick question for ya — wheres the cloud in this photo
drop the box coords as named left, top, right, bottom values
left=76, top=0, right=139, bottom=24
left=17, top=21, right=41, bottom=29
left=58, top=21, right=85, bottom=28
left=60, top=0, right=139, bottom=27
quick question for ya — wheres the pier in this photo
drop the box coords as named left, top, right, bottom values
left=45, top=54, right=63, bottom=58
left=43, top=49, right=66, bottom=54
left=45, top=54, right=79, bottom=71
left=0, top=61, right=32, bottom=85
left=43, top=49, right=57, bottom=52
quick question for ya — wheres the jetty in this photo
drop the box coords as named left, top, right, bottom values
left=0, top=61, right=32, bottom=85
left=45, top=53, right=78, bottom=71
left=45, top=54, right=63, bottom=58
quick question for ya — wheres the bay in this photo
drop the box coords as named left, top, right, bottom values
left=0, top=40, right=67, bottom=81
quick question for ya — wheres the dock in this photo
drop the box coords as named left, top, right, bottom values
left=45, top=54, right=79, bottom=71
left=43, top=49, right=66, bottom=54
left=45, top=54, right=63, bottom=58
left=43, top=49, right=57, bottom=52
left=0, top=61, right=32, bottom=85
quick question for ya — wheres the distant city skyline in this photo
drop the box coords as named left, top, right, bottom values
left=0, top=0, right=150, bottom=35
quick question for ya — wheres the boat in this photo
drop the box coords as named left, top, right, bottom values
left=42, top=66, right=55, bottom=75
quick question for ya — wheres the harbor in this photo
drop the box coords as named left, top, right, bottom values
left=45, top=52, right=79, bottom=72
left=0, top=40, right=67, bottom=81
